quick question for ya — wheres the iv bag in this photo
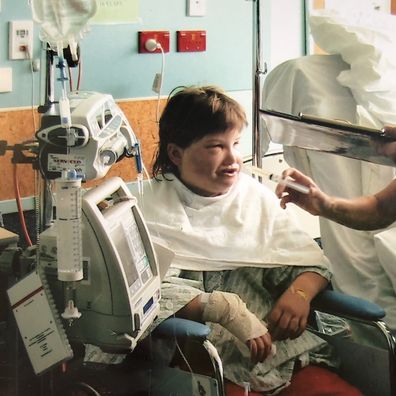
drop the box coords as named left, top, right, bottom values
left=30, top=0, right=97, bottom=57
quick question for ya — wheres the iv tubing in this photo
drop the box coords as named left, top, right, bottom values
left=134, top=142, right=144, bottom=195
left=77, top=58, right=82, bottom=90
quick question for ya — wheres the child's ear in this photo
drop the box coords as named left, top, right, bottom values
left=167, top=143, right=183, bottom=166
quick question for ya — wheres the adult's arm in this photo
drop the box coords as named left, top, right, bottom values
left=276, top=167, right=396, bottom=231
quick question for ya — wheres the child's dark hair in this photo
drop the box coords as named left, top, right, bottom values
left=152, top=85, right=247, bottom=178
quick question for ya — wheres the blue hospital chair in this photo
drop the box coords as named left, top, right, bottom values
left=44, top=289, right=395, bottom=396
left=311, top=289, right=396, bottom=396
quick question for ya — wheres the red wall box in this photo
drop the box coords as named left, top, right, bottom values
left=138, top=31, right=170, bottom=53
left=177, top=30, right=206, bottom=52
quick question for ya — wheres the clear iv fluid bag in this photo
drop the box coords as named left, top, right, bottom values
left=30, top=0, right=97, bottom=52
left=55, top=175, right=83, bottom=282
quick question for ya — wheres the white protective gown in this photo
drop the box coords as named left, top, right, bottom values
left=262, top=53, right=396, bottom=329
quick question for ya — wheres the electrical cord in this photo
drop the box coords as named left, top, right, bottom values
left=156, top=45, right=165, bottom=123
left=13, top=163, right=33, bottom=247
left=77, top=57, right=82, bottom=90
left=67, top=55, right=83, bottom=91
left=145, top=38, right=166, bottom=123
left=68, top=65, right=73, bottom=91
left=12, top=45, right=36, bottom=248
left=25, top=45, right=37, bottom=131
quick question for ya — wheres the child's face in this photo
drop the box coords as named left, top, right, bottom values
left=168, top=128, right=243, bottom=196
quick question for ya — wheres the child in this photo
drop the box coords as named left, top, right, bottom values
left=136, top=85, right=362, bottom=395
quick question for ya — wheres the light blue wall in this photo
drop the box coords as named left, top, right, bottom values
left=0, top=0, right=253, bottom=108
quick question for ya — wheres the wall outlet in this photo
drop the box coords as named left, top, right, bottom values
left=138, top=31, right=170, bottom=53
left=9, top=20, right=33, bottom=60
left=177, top=30, right=206, bottom=52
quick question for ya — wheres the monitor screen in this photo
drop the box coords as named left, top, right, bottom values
left=108, top=206, right=153, bottom=290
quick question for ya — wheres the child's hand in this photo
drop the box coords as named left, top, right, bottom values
left=247, top=332, right=274, bottom=363
left=266, top=287, right=310, bottom=341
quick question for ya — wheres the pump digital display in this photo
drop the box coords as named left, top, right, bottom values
left=109, top=209, right=153, bottom=289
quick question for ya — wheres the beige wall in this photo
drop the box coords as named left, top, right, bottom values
left=0, top=99, right=165, bottom=201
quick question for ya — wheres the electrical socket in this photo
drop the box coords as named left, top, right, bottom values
left=177, top=30, right=206, bottom=52
left=9, top=20, right=33, bottom=60
left=138, top=31, right=170, bottom=53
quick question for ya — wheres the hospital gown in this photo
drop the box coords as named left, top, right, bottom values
left=135, top=173, right=338, bottom=394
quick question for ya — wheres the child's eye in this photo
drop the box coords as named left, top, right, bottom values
left=208, top=144, right=222, bottom=149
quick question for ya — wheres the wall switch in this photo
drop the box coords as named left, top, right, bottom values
left=0, top=67, right=12, bottom=92
left=9, top=20, right=34, bottom=60
left=187, top=0, right=206, bottom=16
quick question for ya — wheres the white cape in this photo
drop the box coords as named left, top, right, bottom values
left=135, top=173, right=330, bottom=271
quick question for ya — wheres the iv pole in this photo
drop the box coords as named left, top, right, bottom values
left=251, top=0, right=267, bottom=169
left=37, top=45, right=81, bottom=231
left=251, top=0, right=310, bottom=170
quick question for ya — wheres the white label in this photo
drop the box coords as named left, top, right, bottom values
left=48, top=154, right=86, bottom=174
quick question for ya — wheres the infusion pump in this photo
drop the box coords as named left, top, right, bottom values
left=39, top=177, right=161, bottom=352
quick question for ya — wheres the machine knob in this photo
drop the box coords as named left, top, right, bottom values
left=100, top=150, right=117, bottom=165
left=132, top=313, right=141, bottom=338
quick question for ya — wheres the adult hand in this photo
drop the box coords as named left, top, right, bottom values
left=266, top=287, right=310, bottom=341
left=246, top=332, right=273, bottom=363
left=275, top=168, right=330, bottom=217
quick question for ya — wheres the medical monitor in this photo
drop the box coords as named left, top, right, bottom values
left=40, top=177, right=161, bottom=352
